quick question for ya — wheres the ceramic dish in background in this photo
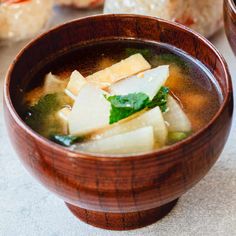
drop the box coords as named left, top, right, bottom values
left=4, top=14, right=233, bottom=230
left=224, top=0, right=236, bottom=55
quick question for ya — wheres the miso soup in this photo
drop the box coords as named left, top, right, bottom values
left=22, top=40, right=222, bottom=155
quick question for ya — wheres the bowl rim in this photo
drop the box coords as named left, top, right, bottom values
left=4, top=14, right=233, bottom=161
left=228, top=0, right=236, bottom=14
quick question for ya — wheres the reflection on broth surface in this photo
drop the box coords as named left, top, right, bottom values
left=22, top=40, right=222, bottom=155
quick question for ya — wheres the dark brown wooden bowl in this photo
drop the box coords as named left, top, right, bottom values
left=4, top=14, right=233, bottom=230
left=224, top=0, right=236, bottom=55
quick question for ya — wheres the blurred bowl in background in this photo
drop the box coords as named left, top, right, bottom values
left=224, top=0, right=236, bottom=55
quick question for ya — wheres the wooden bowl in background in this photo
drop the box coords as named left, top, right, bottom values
left=224, top=0, right=236, bottom=55
left=3, top=14, right=234, bottom=230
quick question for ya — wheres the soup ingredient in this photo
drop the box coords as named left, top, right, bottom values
left=25, top=73, right=68, bottom=106
left=44, top=73, right=68, bottom=95
left=165, top=64, right=187, bottom=91
left=106, top=84, right=169, bottom=124
left=76, top=126, right=154, bottom=154
left=168, top=132, right=189, bottom=144
left=95, top=106, right=167, bottom=146
left=50, top=134, right=84, bottom=147
left=109, top=65, right=169, bottom=100
left=86, top=53, right=151, bottom=86
left=68, top=64, right=170, bottom=134
left=24, top=87, right=44, bottom=106
left=147, top=86, right=169, bottom=112
left=152, top=54, right=188, bottom=71
left=22, top=40, right=221, bottom=155
left=164, top=96, right=191, bottom=132
left=97, top=57, right=116, bottom=70
left=181, top=92, right=209, bottom=112
left=65, top=70, right=87, bottom=99
left=187, top=113, right=204, bottom=132
left=68, top=84, right=110, bottom=135
left=58, top=107, right=71, bottom=122
left=106, top=92, right=150, bottom=124
left=126, top=48, right=153, bottom=59
left=25, top=93, right=70, bottom=137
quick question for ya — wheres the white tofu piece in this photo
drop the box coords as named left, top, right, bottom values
left=95, top=107, right=167, bottom=146
left=44, top=72, right=68, bottom=95
left=58, top=107, right=71, bottom=122
left=163, top=95, right=192, bottom=132
left=65, top=70, right=87, bottom=99
left=68, top=84, right=111, bottom=135
left=76, top=126, right=154, bottom=155
left=86, top=53, right=151, bottom=85
left=109, top=65, right=169, bottom=100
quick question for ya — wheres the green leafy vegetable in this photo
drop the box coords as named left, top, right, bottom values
left=25, top=93, right=72, bottom=137
left=151, top=53, right=189, bottom=71
left=27, top=93, right=60, bottom=116
left=50, top=135, right=84, bottom=147
left=147, top=86, right=169, bottom=112
left=126, top=48, right=153, bottom=59
left=106, top=93, right=150, bottom=124
left=106, top=87, right=169, bottom=124
left=168, top=132, right=189, bottom=144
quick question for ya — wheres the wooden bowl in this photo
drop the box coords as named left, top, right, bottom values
left=4, top=14, right=233, bottom=230
left=224, top=0, right=236, bottom=55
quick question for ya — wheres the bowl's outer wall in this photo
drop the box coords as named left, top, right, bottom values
left=224, top=0, right=236, bottom=55
left=4, top=15, right=233, bottom=213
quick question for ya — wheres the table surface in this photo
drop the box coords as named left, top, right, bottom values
left=0, top=7, right=236, bottom=236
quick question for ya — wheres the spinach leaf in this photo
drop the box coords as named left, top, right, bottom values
left=106, top=93, right=150, bottom=124
left=25, top=93, right=72, bottom=137
left=106, top=87, right=170, bottom=124
left=152, top=53, right=189, bottom=71
left=27, top=93, right=60, bottom=116
left=50, top=135, right=84, bottom=147
left=126, top=48, right=153, bottom=59
left=147, top=86, right=169, bottom=112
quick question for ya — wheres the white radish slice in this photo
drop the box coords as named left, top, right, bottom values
left=75, top=126, right=154, bottom=155
left=68, top=84, right=110, bottom=135
left=109, top=65, right=169, bottom=100
left=163, top=95, right=191, bottom=132
left=65, top=70, right=87, bottom=99
left=95, top=107, right=167, bottom=146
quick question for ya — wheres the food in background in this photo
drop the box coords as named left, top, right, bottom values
left=55, top=0, right=103, bottom=8
left=0, top=0, right=53, bottom=41
left=104, top=0, right=223, bottom=38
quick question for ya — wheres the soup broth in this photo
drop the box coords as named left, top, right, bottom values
left=22, top=40, right=222, bottom=154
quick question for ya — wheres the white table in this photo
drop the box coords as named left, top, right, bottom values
left=0, top=7, right=235, bottom=236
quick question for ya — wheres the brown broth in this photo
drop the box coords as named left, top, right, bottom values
left=23, top=40, right=222, bottom=147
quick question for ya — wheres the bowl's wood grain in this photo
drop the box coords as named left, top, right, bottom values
left=224, top=0, right=236, bottom=55
left=66, top=199, right=178, bottom=230
left=4, top=15, right=233, bottom=230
